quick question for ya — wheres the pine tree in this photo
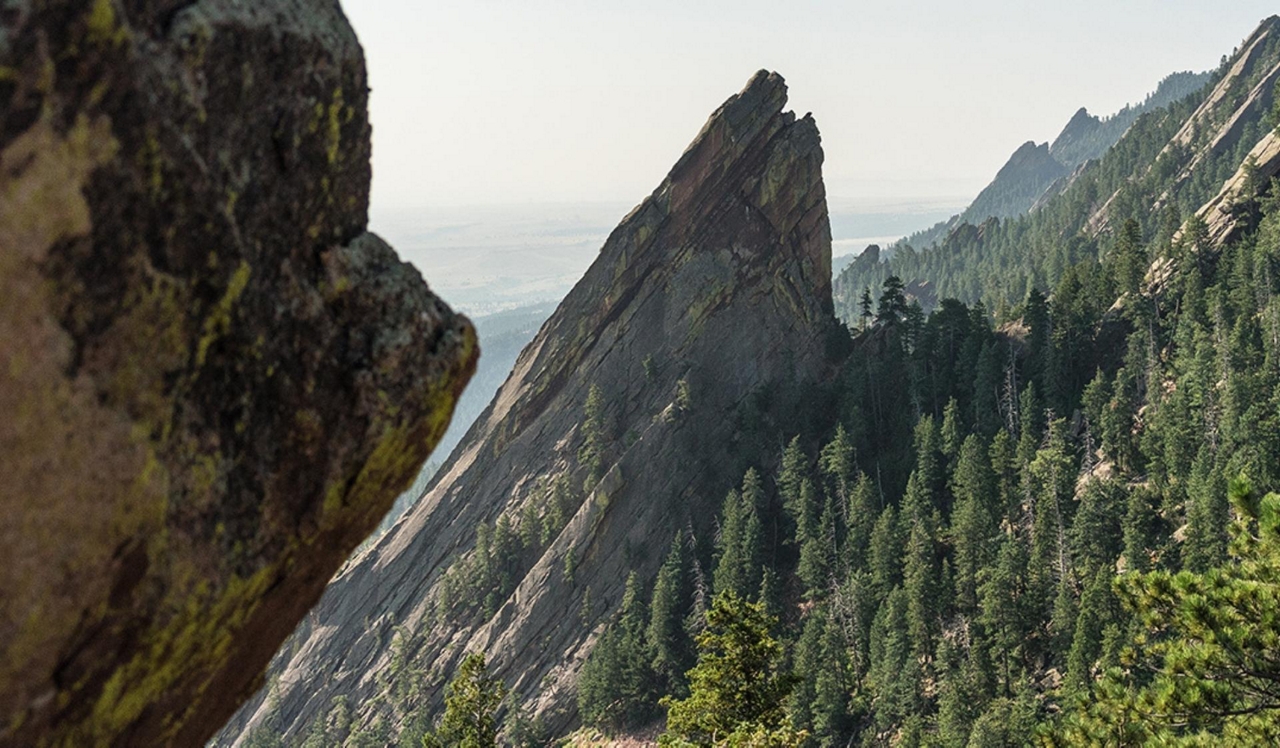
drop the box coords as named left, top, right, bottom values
left=713, top=489, right=746, bottom=598
left=714, top=473, right=765, bottom=600
left=940, top=397, right=964, bottom=471
left=978, top=533, right=1030, bottom=696
left=1024, top=289, right=1051, bottom=397
left=819, top=425, right=856, bottom=508
left=902, top=508, right=941, bottom=659
left=660, top=592, right=805, bottom=747
left=650, top=533, right=693, bottom=695
left=868, top=505, right=904, bottom=602
left=1068, top=477, right=1124, bottom=578
left=990, top=428, right=1020, bottom=523
left=1121, top=485, right=1159, bottom=573
left=778, top=436, right=810, bottom=543
left=860, top=286, right=875, bottom=330
left=877, top=275, right=909, bottom=324
left=422, top=652, right=506, bottom=748
left=1056, top=479, right=1280, bottom=744
left=579, top=383, right=607, bottom=492
left=845, top=472, right=878, bottom=570
left=578, top=574, right=655, bottom=731
left=1063, top=566, right=1118, bottom=697
left=740, top=469, right=767, bottom=597
left=812, top=612, right=852, bottom=744
left=951, top=433, right=996, bottom=613
left=798, top=489, right=837, bottom=600
left=867, top=587, right=919, bottom=734
left=1113, top=218, right=1146, bottom=297
left=1183, top=446, right=1228, bottom=571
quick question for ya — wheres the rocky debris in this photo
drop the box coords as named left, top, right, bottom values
left=220, top=69, right=840, bottom=744
left=0, top=2, right=476, bottom=746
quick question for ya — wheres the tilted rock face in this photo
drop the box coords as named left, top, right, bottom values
left=1048, top=107, right=1103, bottom=165
left=1088, top=16, right=1280, bottom=237
left=0, top=2, right=476, bottom=746
left=960, top=140, right=1067, bottom=222
left=220, top=69, right=839, bottom=744
left=1193, top=128, right=1280, bottom=245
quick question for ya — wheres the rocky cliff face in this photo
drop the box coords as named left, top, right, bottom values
left=220, top=69, right=840, bottom=744
left=0, top=2, right=475, bottom=746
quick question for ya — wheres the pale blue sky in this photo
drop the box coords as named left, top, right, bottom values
left=340, top=1, right=1278, bottom=211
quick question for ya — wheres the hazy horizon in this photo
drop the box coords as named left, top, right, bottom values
left=340, top=1, right=1278, bottom=214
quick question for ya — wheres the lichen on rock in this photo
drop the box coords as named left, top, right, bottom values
left=0, top=2, right=476, bottom=746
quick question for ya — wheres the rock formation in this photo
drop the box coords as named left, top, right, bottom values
left=887, top=69, right=1211, bottom=257
left=1191, top=129, right=1280, bottom=248
left=1089, top=16, right=1280, bottom=237
left=0, top=2, right=475, bottom=746
left=961, top=141, right=1067, bottom=222
left=220, top=69, right=840, bottom=744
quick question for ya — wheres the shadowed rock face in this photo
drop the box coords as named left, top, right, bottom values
left=0, top=2, right=476, bottom=746
left=219, top=70, right=839, bottom=744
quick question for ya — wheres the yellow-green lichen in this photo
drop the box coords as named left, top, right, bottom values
left=81, top=566, right=276, bottom=745
left=138, top=132, right=164, bottom=200
left=321, top=326, right=476, bottom=525
left=325, top=88, right=344, bottom=165
left=224, top=187, right=239, bottom=218
left=194, top=261, right=251, bottom=367
left=100, top=267, right=191, bottom=434
left=86, top=0, right=128, bottom=47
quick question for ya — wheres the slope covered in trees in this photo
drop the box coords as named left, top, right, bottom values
left=837, top=18, right=1280, bottom=317
left=572, top=17, right=1280, bottom=747
left=580, top=176, right=1280, bottom=744
left=893, top=70, right=1212, bottom=255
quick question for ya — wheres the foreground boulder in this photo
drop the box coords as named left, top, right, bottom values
left=0, top=2, right=476, bottom=745
left=220, top=69, right=841, bottom=745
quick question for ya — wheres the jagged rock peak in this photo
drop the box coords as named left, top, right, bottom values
left=633, top=69, right=830, bottom=286
left=218, top=70, right=838, bottom=745
left=0, top=2, right=476, bottom=746
left=1050, top=107, right=1101, bottom=157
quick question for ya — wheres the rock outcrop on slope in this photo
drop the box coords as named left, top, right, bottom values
left=0, top=3, right=476, bottom=746
left=961, top=141, right=1067, bottom=222
left=1192, top=129, right=1280, bottom=246
left=220, top=70, right=840, bottom=745
left=1048, top=71, right=1209, bottom=170
left=892, top=70, right=1211, bottom=256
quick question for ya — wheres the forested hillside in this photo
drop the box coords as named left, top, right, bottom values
left=892, top=70, right=1212, bottom=255
left=836, top=18, right=1280, bottom=316
left=569, top=17, right=1280, bottom=748
left=577, top=163, right=1280, bottom=748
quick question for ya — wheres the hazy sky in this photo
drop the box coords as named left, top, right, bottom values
left=341, top=1, right=1278, bottom=211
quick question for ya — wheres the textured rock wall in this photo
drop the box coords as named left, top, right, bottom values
left=0, top=2, right=476, bottom=745
left=220, top=69, right=840, bottom=744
